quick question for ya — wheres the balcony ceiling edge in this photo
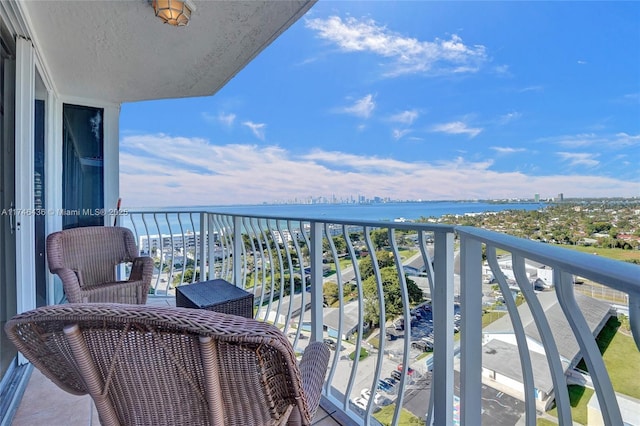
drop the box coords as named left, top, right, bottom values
left=21, top=0, right=316, bottom=104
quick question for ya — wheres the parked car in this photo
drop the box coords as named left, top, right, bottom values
left=413, top=338, right=433, bottom=351
left=377, top=379, right=392, bottom=392
left=390, top=370, right=402, bottom=381
left=397, top=364, right=415, bottom=375
left=360, top=388, right=386, bottom=406
left=393, top=318, right=404, bottom=331
left=323, top=338, right=337, bottom=350
left=383, top=377, right=397, bottom=388
left=352, top=397, right=368, bottom=411
left=411, top=340, right=430, bottom=352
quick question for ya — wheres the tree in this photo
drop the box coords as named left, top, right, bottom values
left=359, top=250, right=395, bottom=280
left=323, top=281, right=340, bottom=306
left=173, top=268, right=200, bottom=286
left=370, top=229, right=390, bottom=250
left=586, top=221, right=612, bottom=235
left=362, top=267, right=424, bottom=327
left=323, top=235, right=347, bottom=255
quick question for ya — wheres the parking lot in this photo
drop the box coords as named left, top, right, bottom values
left=384, top=301, right=460, bottom=357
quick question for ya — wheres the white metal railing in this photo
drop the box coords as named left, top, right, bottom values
left=121, top=210, right=639, bottom=426
left=457, top=226, right=639, bottom=426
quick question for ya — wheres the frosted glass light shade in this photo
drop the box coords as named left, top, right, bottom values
left=152, top=0, right=194, bottom=26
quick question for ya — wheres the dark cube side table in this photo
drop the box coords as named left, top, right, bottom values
left=175, top=279, right=254, bottom=319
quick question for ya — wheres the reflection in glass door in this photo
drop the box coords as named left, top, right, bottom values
left=34, top=99, right=45, bottom=307
left=62, top=104, right=104, bottom=229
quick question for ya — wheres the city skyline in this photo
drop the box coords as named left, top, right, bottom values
left=119, top=2, right=639, bottom=208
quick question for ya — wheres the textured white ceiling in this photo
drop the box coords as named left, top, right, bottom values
left=23, top=0, right=315, bottom=103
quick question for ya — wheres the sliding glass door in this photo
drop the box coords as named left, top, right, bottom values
left=0, top=29, right=16, bottom=388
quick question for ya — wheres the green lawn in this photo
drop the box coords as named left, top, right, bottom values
left=552, top=244, right=640, bottom=263
left=547, top=386, right=594, bottom=425
left=349, top=347, right=369, bottom=361
left=598, top=319, right=640, bottom=398
left=374, top=404, right=423, bottom=425
left=482, top=310, right=507, bottom=327
left=546, top=317, right=640, bottom=424
left=574, top=317, right=640, bottom=399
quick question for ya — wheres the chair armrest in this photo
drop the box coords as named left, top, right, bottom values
left=50, top=267, right=83, bottom=302
left=52, top=267, right=82, bottom=285
left=297, top=341, right=330, bottom=420
left=128, top=256, right=153, bottom=282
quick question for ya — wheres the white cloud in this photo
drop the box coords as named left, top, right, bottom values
left=497, top=111, right=521, bottom=125
left=242, top=121, right=266, bottom=140
left=491, top=146, right=526, bottom=155
left=217, top=112, right=236, bottom=127
left=203, top=112, right=238, bottom=128
left=119, top=134, right=638, bottom=208
left=431, top=121, right=482, bottom=138
left=305, top=16, right=487, bottom=77
left=613, top=132, right=640, bottom=147
left=339, top=94, right=376, bottom=119
left=389, top=109, right=419, bottom=125
left=552, top=133, right=597, bottom=148
left=494, top=64, right=510, bottom=75
left=577, top=60, right=587, bottom=65
left=392, top=129, right=411, bottom=140
left=557, top=152, right=600, bottom=167
left=544, top=132, right=640, bottom=149
left=519, top=85, right=544, bottom=93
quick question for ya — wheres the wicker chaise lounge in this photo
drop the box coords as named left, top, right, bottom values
left=46, top=226, right=153, bottom=304
left=5, top=304, right=330, bottom=426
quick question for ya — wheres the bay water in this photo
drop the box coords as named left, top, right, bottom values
left=123, top=201, right=545, bottom=236
left=179, top=201, right=545, bottom=222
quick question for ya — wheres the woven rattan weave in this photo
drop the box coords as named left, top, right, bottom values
left=5, top=304, right=330, bottom=426
left=46, top=226, right=153, bottom=304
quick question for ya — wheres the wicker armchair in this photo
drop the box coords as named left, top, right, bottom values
left=5, top=304, right=330, bottom=426
left=46, top=226, right=153, bottom=304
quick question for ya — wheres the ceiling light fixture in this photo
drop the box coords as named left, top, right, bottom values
left=151, top=0, right=195, bottom=26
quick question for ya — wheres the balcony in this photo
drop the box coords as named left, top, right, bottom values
left=10, top=209, right=640, bottom=425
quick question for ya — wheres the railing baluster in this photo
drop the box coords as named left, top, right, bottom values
left=486, top=246, right=537, bottom=426
left=198, top=212, right=206, bottom=281
left=309, top=221, right=323, bottom=343
left=512, top=254, right=572, bottom=425
left=555, top=270, right=622, bottom=425
left=389, top=228, right=409, bottom=426
left=271, top=220, right=287, bottom=328
left=459, top=234, right=482, bottom=426
left=323, top=223, right=344, bottom=393
left=630, top=293, right=640, bottom=351
left=208, top=214, right=221, bottom=280
left=288, top=220, right=306, bottom=347
left=281, top=220, right=296, bottom=332
left=259, top=219, right=277, bottom=322
left=341, top=225, right=368, bottom=415
left=418, top=230, right=435, bottom=296
left=432, top=229, right=454, bottom=426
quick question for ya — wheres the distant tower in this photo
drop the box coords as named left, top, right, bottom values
left=534, top=193, right=540, bottom=203
left=557, top=193, right=564, bottom=202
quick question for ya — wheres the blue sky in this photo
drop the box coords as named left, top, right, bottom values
left=120, top=1, right=639, bottom=208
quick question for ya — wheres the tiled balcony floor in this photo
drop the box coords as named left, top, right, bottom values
left=11, top=297, right=343, bottom=425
